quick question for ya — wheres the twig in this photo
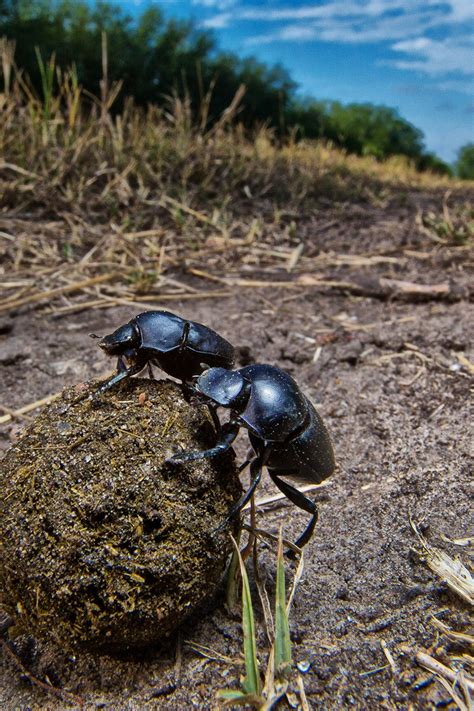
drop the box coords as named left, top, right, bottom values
left=296, top=673, right=310, bottom=711
left=0, top=404, right=34, bottom=422
left=410, top=518, right=474, bottom=605
left=381, top=640, right=397, bottom=674
left=0, top=392, right=62, bottom=425
left=0, top=273, right=117, bottom=312
left=416, top=651, right=474, bottom=692
left=188, top=269, right=466, bottom=301
left=0, top=161, right=39, bottom=178
left=240, top=524, right=302, bottom=556
left=160, top=194, right=226, bottom=232
left=286, top=244, right=304, bottom=272
left=45, top=290, right=232, bottom=315
left=174, top=632, right=183, bottom=688
left=457, top=354, right=474, bottom=376
left=417, top=651, right=474, bottom=711
left=435, top=674, right=470, bottom=711
left=431, top=618, right=474, bottom=646
left=1, top=639, right=84, bottom=707
left=359, top=664, right=390, bottom=678
left=185, top=641, right=237, bottom=665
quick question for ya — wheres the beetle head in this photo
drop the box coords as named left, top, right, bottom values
left=98, top=322, right=140, bottom=356
left=195, top=367, right=249, bottom=409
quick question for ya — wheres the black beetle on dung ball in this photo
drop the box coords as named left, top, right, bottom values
left=92, top=310, right=235, bottom=394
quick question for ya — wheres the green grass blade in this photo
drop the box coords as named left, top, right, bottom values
left=230, top=535, right=262, bottom=697
left=217, top=689, right=247, bottom=702
left=274, top=529, right=292, bottom=677
left=225, top=530, right=241, bottom=612
left=217, top=689, right=263, bottom=707
left=34, top=47, right=55, bottom=121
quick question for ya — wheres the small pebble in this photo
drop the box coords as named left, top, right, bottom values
left=297, top=659, right=311, bottom=673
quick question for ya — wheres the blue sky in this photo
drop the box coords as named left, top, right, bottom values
left=112, top=0, right=473, bottom=163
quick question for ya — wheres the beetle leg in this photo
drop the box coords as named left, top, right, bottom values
left=167, top=420, right=239, bottom=464
left=268, top=472, right=318, bottom=555
left=215, top=448, right=270, bottom=533
left=207, top=403, right=221, bottom=434
left=96, top=361, right=146, bottom=395
left=117, top=356, right=128, bottom=373
left=238, top=447, right=255, bottom=473
left=147, top=362, right=155, bottom=380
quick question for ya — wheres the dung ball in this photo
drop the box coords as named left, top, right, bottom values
left=0, top=379, right=241, bottom=652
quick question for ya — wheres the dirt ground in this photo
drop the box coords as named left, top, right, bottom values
left=0, top=190, right=472, bottom=709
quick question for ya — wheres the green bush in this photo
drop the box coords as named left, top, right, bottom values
left=455, top=144, right=474, bottom=180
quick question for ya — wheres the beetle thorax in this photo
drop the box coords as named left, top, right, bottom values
left=196, top=368, right=250, bottom=409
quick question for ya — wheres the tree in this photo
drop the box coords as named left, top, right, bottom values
left=455, top=143, right=474, bottom=180
left=417, top=153, right=452, bottom=176
left=285, top=99, right=331, bottom=140
left=323, top=102, right=425, bottom=160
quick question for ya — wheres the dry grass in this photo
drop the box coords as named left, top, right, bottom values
left=0, top=87, right=461, bottom=222
left=0, top=37, right=472, bottom=314
left=410, top=519, right=474, bottom=710
left=1, top=36, right=464, bottom=223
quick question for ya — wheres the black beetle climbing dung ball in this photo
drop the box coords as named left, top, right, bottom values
left=0, top=379, right=241, bottom=652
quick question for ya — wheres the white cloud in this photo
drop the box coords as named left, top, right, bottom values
left=239, top=0, right=468, bottom=25
left=193, top=0, right=237, bottom=9
left=247, top=11, right=445, bottom=46
left=245, top=24, right=318, bottom=45
left=208, top=1, right=474, bottom=83
left=448, top=0, right=474, bottom=22
left=241, top=1, right=416, bottom=22
left=391, top=36, right=474, bottom=77
left=278, top=25, right=319, bottom=41
left=202, top=11, right=233, bottom=28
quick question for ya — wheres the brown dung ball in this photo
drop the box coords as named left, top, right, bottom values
left=0, top=379, right=241, bottom=652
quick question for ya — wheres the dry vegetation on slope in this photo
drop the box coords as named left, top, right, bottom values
left=0, top=37, right=471, bottom=318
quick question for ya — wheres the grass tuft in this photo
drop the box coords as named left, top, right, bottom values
left=219, top=530, right=308, bottom=708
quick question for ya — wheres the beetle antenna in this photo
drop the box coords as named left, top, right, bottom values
left=89, top=333, right=102, bottom=339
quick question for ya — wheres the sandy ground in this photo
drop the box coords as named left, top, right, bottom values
left=0, top=190, right=472, bottom=709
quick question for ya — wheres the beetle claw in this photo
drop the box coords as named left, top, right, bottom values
left=166, top=455, right=183, bottom=465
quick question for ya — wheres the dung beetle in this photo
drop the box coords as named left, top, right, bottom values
left=168, top=364, right=335, bottom=552
left=93, top=310, right=235, bottom=394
